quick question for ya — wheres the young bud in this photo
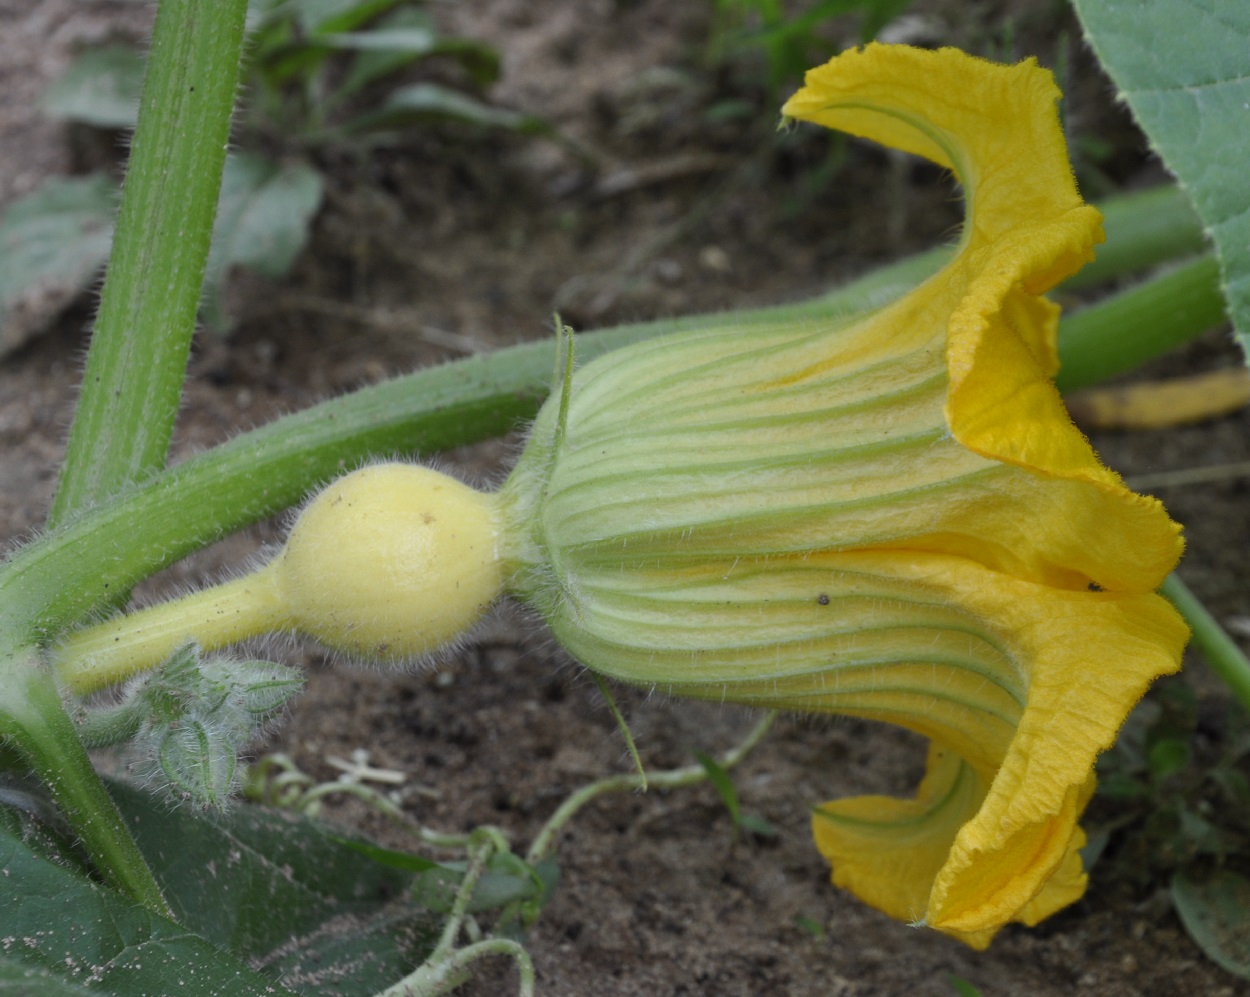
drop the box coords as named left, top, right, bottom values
left=77, top=646, right=304, bottom=807
left=206, top=659, right=303, bottom=721
left=155, top=718, right=238, bottom=807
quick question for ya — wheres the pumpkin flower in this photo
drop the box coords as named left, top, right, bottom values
left=55, top=42, right=1189, bottom=951
left=497, top=44, right=1188, bottom=947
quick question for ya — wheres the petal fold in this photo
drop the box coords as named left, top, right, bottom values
left=812, top=746, right=989, bottom=939
left=783, top=44, right=1184, bottom=592
left=804, top=552, right=1187, bottom=946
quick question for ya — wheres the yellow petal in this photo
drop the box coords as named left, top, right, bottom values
left=782, top=44, right=1093, bottom=265
left=783, top=44, right=1184, bottom=591
left=943, top=245, right=1183, bottom=590
left=921, top=557, right=1186, bottom=939
left=812, top=745, right=986, bottom=933
left=798, top=551, right=1186, bottom=947
left=814, top=747, right=1090, bottom=951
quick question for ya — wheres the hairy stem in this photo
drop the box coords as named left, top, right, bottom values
left=0, top=0, right=248, bottom=919
left=526, top=711, right=776, bottom=864
left=1070, top=183, right=1204, bottom=290
left=376, top=938, right=535, bottom=997
left=1162, top=575, right=1250, bottom=717
left=0, top=650, right=168, bottom=912
left=56, top=567, right=287, bottom=695
left=1057, top=255, right=1226, bottom=392
left=49, top=0, right=249, bottom=528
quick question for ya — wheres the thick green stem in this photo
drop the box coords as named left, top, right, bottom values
left=0, top=650, right=168, bottom=912
left=49, top=0, right=249, bottom=527
left=1056, top=255, right=1226, bottom=392
left=2, top=0, right=247, bottom=919
left=1161, top=575, right=1250, bottom=718
left=1069, top=183, right=1205, bottom=290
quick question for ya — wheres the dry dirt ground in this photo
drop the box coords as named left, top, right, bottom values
left=2, top=1, right=1250, bottom=995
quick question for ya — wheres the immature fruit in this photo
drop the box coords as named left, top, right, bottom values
left=276, top=463, right=503, bottom=658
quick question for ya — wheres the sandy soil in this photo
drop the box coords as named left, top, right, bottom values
left=2, top=1, right=1249, bottom=995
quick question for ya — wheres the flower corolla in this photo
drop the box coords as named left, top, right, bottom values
left=499, top=44, right=1188, bottom=946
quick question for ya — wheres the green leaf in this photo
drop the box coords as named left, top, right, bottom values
left=495, top=855, right=561, bottom=936
left=330, top=8, right=439, bottom=97
left=412, top=852, right=548, bottom=915
left=246, top=0, right=410, bottom=93
left=202, top=153, right=324, bottom=330
left=0, top=175, right=116, bottom=358
left=319, top=26, right=441, bottom=52
left=695, top=750, right=777, bottom=838
left=1074, top=0, right=1249, bottom=356
left=0, top=776, right=446, bottom=994
left=1177, top=809, right=1236, bottom=858
left=403, top=36, right=501, bottom=88
left=32, top=32, right=316, bottom=356
left=1147, top=736, right=1192, bottom=781
left=695, top=750, right=741, bottom=825
left=323, top=24, right=501, bottom=92
left=1093, top=771, right=1150, bottom=802
left=329, top=833, right=444, bottom=873
left=0, top=805, right=300, bottom=996
left=0, top=957, right=97, bottom=995
left=43, top=45, right=144, bottom=128
left=1212, top=766, right=1250, bottom=807
left=343, top=83, right=550, bottom=138
left=247, top=27, right=329, bottom=89
left=300, top=0, right=409, bottom=35
left=947, top=976, right=985, bottom=997
left=106, top=780, right=433, bottom=969
left=0, top=777, right=84, bottom=870
left=1172, top=868, right=1250, bottom=978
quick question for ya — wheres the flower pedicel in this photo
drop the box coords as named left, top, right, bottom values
left=56, top=44, right=1188, bottom=947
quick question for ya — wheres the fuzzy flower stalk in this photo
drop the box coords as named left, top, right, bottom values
left=55, top=44, right=1187, bottom=947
